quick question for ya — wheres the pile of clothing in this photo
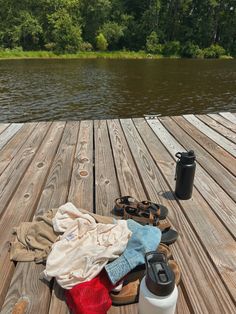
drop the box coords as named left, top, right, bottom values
left=10, top=197, right=179, bottom=314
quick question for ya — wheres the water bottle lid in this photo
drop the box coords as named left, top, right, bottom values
left=175, top=150, right=196, bottom=164
left=145, top=252, right=175, bottom=297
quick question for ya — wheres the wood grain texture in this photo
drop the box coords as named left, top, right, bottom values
left=0, top=122, right=49, bottom=218
left=0, top=122, right=65, bottom=308
left=134, top=118, right=236, bottom=313
left=107, top=119, right=146, bottom=200
left=197, top=114, right=236, bottom=144
left=208, top=113, right=236, bottom=132
left=1, top=122, right=78, bottom=314
left=94, top=120, right=120, bottom=216
left=47, top=122, right=79, bottom=314
left=0, top=123, right=37, bottom=176
left=0, top=123, right=10, bottom=135
left=220, top=112, right=236, bottom=124
left=120, top=119, right=191, bottom=314
left=68, top=120, right=94, bottom=210
left=146, top=117, right=236, bottom=303
left=0, top=123, right=24, bottom=150
left=1, top=262, right=50, bottom=314
left=159, top=116, right=236, bottom=236
left=172, top=115, right=236, bottom=176
left=184, top=114, right=236, bottom=157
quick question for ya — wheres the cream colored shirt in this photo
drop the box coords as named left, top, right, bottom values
left=42, top=203, right=131, bottom=289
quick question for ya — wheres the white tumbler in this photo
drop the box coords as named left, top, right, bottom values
left=138, top=251, right=178, bottom=314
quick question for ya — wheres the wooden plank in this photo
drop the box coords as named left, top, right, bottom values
left=145, top=117, right=236, bottom=304
left=129, top=119, right=236, bottom=313
left=107, top=119, right=146, bottom=200
left=108, top=304, right=138, bottom=314
left=0, top=123, right=24, bottom=150
left=108, top=119, right=190, bottom=314
left=120, top=119, right=191, bottom=314
left=208, top=113, right=236, bottom=132
left=0, top=122, right=65, bottom=308
left=159, top=116, right=236, bottom=236
left=220, top=112, right=236, bottom=124
left=68, top=120, right=94, bottom=210
left=0, top=123, right=37, bottom=176
left=47, top=122, right=80, bottom=314
left=94, top=120, right=120, bottom=216
left=0, top=123, right=10, bottom=135
left=172, top=116, right=236, bottom=176
left=94, top=120, right=137, bottom=314
left=0, top=123, right=49, bottom=218
left=184, top=115, right=236, bottom=157
left=134, top=118, right=236, bottom=312
left=1, top=122, right=79, bottom=314
left=197, top=114, right=236, bottom=144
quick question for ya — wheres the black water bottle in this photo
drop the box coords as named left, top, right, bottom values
left=175, top=150, right=196, bottom=200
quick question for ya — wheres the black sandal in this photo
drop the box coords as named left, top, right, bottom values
left=113, top=196, right=168, bottom=220
left=161, top=228, right=179, bottom=245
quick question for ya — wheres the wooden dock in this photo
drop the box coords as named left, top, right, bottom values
left=0, top=112, right=236, bottom=314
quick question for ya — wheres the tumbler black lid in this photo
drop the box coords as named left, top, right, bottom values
left=145, top=252, right=175, bottom=297
left=175, top=150, right=196, bottom=164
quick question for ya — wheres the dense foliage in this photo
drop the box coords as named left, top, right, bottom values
left=0, top=0, right=235, bottom=57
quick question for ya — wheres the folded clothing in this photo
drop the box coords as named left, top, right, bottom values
left=65, top=270, right=115, bottom=314
left=105, top=219, right=161, bottom=285
left=42, top=203, right=132, bottom=289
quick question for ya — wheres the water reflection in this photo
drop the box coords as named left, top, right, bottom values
left=0, top=59, right=235, bottom=122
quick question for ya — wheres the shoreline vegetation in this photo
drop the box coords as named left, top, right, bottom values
left=0, top=49, right=234, bottom=60
left=0, top=2, right=235, bottom=61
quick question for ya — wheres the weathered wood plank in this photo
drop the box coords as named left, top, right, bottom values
left=184, top=115, right=236, bottom=157
left=0, top=123, right=49, bottom=218
left=0, top=123, right=10, bottom=135
left=0, top=122, right=65, bottom=308
left=68, top=120, right=94, bottom=210
left=220, top=112, right=236, bottom=124
left=0, top=123, right=37, bottom=176
left=120, top=119, right=191, bottom=314
left=159, top=116, right=236, bottom=233
left=129, top=119, right=236, bottom=313
left=107, top=119, right=146, bottom=200
left=172, top=116, right=236, bottom=176
left=0, top=123, right=24, bottom=150
left=208, top=113, right=236, bottom=132
left=146, top=117, right=236, bottom=304
left=94, top=120, right=120, bottom=216
left=1, top=122, right=78, bottom=314
left=94, top=120, right=138, bottom=314
left=108, top=119, right=190, bottom=314
left=197, top=114, right=236, bottom=144
left=47, top=122, right=80, bottom=314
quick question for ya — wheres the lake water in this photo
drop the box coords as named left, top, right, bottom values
left=0, top=59, right=235, bottom=122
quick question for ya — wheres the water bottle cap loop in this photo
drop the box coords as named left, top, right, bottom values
left=145, top=252, right=175, bottom=297
left=176, top=150, right=196, bottom=164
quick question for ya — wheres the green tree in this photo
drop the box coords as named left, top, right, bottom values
left=99, top=22, right=124, bottom=49
left=47, top=8, right=82, bottom=52
left=96, top=33, right=108, bottom=51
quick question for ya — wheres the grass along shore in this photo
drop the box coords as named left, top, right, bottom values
left=0, top=49, right=234, bottom=60
left=0, top=50, right=165, bottom=60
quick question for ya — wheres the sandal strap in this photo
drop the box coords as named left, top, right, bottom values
left=115, top=196, right=138, bottom=209
left=124, top=206, right=157, bottom=226
left=157, top=220, right=171, bottom=231
left=137, top=201, right=161, bottom=217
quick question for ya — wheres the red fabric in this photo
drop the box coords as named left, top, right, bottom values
left=65, top=270, right=115, bottom=314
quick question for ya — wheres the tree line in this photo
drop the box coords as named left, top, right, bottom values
left=0, top=0, right=235, bottom=57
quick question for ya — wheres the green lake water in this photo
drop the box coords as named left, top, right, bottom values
left=0, top=59, right=235, bottom=122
